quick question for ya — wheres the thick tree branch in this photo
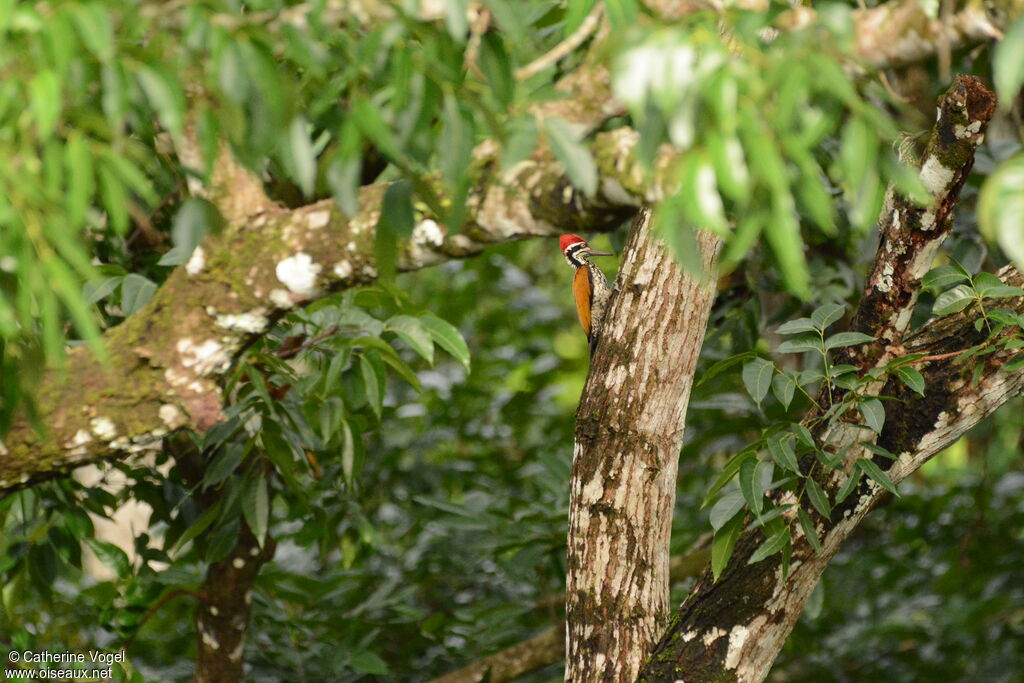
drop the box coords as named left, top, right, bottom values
left=566, top=211, right=721, bottom=681
left=639, top=76, right=1009, bottom=683
left=0, top=127, right=652, bottom=495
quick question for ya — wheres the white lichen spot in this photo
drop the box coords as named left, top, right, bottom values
left=90, top=417, right=117, bottom=441
left=209, top=606, right=220, bottom=616
left=65, top=429, right=92, bottom=449
left=177, top=338, right=231, bottom=376
left=216, top=311, right=269, bottom=334
left=232, top=557, right=245, bottom=569
left=413, top=218, right=445, bottom=247
left=0, top=440, right=8, bottom=457
left=201, top=630, right=220, bottom=651
left=185, top=246, right=206, bottom=275
left=275, top=252, right=322, bottom=297
left=877, top=263, right=895, bottom=292
left=250, top=546, right=260, bottom=557
left=307, top=209, right=331, bottom=229
left=269, top=288, right=295, bottom=309
left=681, top=631, right=697, bottom=642
left=333, top=261, right=353, bottom=279
left=159, top=404, right=186, bottom=429
left=920, top=211, right=936, bottom=231
left=244, top=591, right=252, bottom=605
left=725, top=624, right=750, bottom=669
left=919, top=156, right=955, bottom=195
left=702, top=626, right=726, bottom=647
left=229, top=641, right=244, bottom=662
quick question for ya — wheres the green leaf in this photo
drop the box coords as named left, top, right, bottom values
left=804, top=478, right=831, bottom=519
left=708, top=130, right=750, bottom=204
left=824, top=331, right=875, bottom=350
left=932, top=284, right=976, bottom=316
left=98, top=162, right=129, bottom=234
left=1004, top=353, right=1024, bottom=372
left=894, top=365, right=925, bottom=395
left=777, top=334, right=822, bottom=354
left=765, top=191, right=811, bottom=299
left=980, top=284, right=1024, bottom=300
left=136, top=64, right=185, bottom=137
left=857, top=458, right=898, bottom=495
left=29, top=69, right=62, bottom=138
left=361, top=354, right=383, bottom=418
left=767, top=436, right=800, bottom=474
left=84, top=276, right=122, bottom=303
left=376, top=180, right=414, bottom=281
left=350, top=651, right=389, bottom=676
left=859, top=442, right=897, bottom=460
left=203, top=445, right=243, bottom=489
left=741, top=357, right=774, bottom=405
left=703, top=448, right=756, bottom=505
left=120, top=274, right=157, bottom=316
left=544, top=117, right=597, bottom=196
left=71, top=4, right=114, bottom=61
left=351, top=98, right=401, bottom=161
left=774, top=317, right=815, bottom=335
left=711, top=510, right=744, bottom=581
left=241, top=477, right=269, bottom=547
left=85, top=539, right=131, bottom=578
left=797, top=507, right=822, bottom=554
left=859, top=398, right=885, bottom=433
left=388, top=315, right=434, bottom=364
left=420, top=314, right=470, bottom=371
left=328, top=120, right=362, bottom=217
left=739, top=457, right=762, bottom=515
left=171, top=503, right=220, bottom=553
left=771, top=373, right=796, bottom=410
left=835, top=467, right=862, bottom=504
left=697, top=351, right=757, bottom=388
left=340, top=420, right=355, bottom=485
left=811, top=304, right=845, bottom=330
left=978, top=154, right=1024, bottom=270
left=283, top=117, right=317, bottom=198
left=993, top=15, right=1024, bottom=112
left=776, top=317, right=817, bottom=335
left=922, top=265, right=969, bottom=291
left=748, top=529, right=790, bottom=564
left=158, top=199, right=217, bottom=266
left=792, top=423, right=815, bottom=448
left=710, top=489, right=745, bottom=530
left=443, top=0, right=469, bottom=41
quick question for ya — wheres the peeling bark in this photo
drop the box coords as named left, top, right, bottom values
left=566, top=211, right=721, bottom=681
left=638, top=77, right=1017, bottom=683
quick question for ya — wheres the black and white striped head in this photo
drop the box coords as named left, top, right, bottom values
left=559, top=234, right=610, bottom=268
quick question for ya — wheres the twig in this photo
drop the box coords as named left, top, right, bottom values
left=514, top=3, right=604, bottom=82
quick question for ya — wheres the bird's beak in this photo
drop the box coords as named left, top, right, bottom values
left=587, top=249, right=612, bottom=257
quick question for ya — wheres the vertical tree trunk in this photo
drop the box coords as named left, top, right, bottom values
left=638, top=75, right=1000, bottom=683
left=566, top=211, right=720, bottom=681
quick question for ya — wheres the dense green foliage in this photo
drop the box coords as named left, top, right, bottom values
left=2, top=0, right=1024, bottom=680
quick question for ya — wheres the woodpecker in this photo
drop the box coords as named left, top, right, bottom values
left=559, top=234, right=612, bottom=354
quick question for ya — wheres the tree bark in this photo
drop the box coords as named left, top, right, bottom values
left=566, top=211, right=721, bottom=681
left=638, top=75, right=1015, bottom=683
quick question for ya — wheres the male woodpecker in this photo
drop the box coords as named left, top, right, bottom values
left=559, top=234, right=612, bottom=354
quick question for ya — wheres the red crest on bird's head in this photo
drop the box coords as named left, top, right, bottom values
left=559, top=234, right=587, bottom=253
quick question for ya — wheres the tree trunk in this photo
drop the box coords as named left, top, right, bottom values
left=566, top=211, right=720, bottom=681
left=638, top=75, right=1013, bottom=683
